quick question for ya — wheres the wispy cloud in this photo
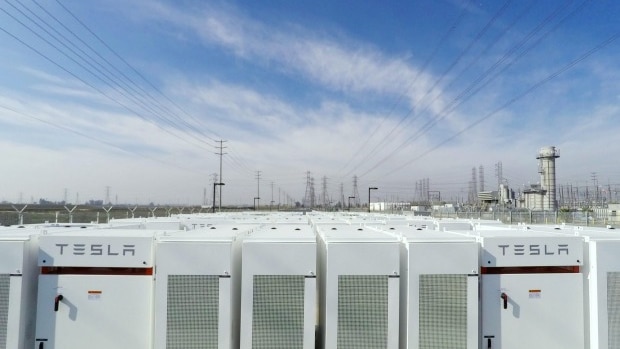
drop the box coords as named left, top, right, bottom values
left=130, top=0, right=448, bottom=116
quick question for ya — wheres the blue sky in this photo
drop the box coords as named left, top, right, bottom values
left=0, top=0, right=619, bottom=205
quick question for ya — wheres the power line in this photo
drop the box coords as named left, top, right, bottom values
left=384, top=30, right=620, bottom=176
left=50, top=0, right=221, bottom=142
left=338, top=0, right=473, bottom=177
left=358, top=1, right=585, bottom=178
left=0, top=102, right=207, bottom=175
left=341, top=0, right=516, bottom=179
left=0, top=8, right=214, bottom=152
left=4, top=0, right=218, bottom=150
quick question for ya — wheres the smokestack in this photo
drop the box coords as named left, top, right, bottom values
left=537, top=146, right=560, bottom=211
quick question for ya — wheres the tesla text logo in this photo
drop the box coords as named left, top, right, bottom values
left=498, top=244, right=569, bottom=256
left=55, top=243, right=136, bottom=256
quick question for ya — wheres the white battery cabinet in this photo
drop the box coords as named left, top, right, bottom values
left=34, top=231, right=155, bottom=349
left=0, top=231, right=39, bottom=349
left=374, top=226, right=479, bottom=349
left=479, top=231, right=584, bottom=349
left=154, top=229, right=241, bottom=349
left=530, top=225, right=620, bottom=349
left=317, top=226, right=400, bottom=349
left=239, top=226, right=317, bottom=349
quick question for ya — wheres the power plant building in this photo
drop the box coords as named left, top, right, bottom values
left=519, top=146, right=560, bottom=211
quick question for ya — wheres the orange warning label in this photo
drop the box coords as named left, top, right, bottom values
left=529, top=289, right=541, bottom=299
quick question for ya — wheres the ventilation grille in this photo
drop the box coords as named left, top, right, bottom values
left=0, top=274, right=8, bottom=349
left=337, top=275, right=388, bottom=349
left=166, top=275, right=219, bottom=349
left=419, top=274, right=468, bottom=349
left=252, top=275, right=305, bottom=349
left=608, top=272, right=620, bottom=349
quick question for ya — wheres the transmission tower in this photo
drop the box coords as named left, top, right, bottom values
left=495, top=162, right=504, bottom=188
left=469, top=167, right=478, bottom=204
left=352, top=175, right=361, bottom=207
left=321, top=176, right=329, bottom=208
left=105, top=186, right=111, bottom=205
left=304, top=171, right=312, bottom=208
left=340, top=183, right=345, bottom=209
left=479, top=165, right=485, bottom=192
left=310, top=176, right=316, bottom=208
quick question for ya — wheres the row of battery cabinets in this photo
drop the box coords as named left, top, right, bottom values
left=2, top=226, right=620, bottom=349
left=30, top=228, right=319, bottom=349
left=387, top=227, right=586, bottom=349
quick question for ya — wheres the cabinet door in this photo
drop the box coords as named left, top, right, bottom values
left=35, top=275, right=153, bottom=349
left=481, top=274, right=584, bottom=349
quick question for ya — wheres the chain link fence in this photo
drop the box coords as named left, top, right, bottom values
left=0, top=206, right=210, bottom=226
left=428, top=210, right=619, bottom=227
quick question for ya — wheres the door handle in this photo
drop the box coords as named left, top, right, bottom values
left=500, top=292, right=508, bottom=309
left=54, top=294, right=64, bottom=312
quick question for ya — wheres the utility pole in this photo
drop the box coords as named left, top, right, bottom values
left=270, top=181, right=274, bottom=211
left=215, top=140, right=227, bottom=211
left=210, top=173, right=218, bottom=207
left=256, top=170, right=262, bottom=209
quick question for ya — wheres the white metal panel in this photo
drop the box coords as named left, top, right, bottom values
left=0, top=241, right=26, bottom=274
left=320, top=237, right=400, bottom=349
left=404, top=242, right=479, bottom=349
left=35, top=274, right=153, bottom=349
left=586, top=240, right=620, bottom=349
left=481, top=273, right=584, bottom=349
left=327, top=242, right=399, bottom=276
left=156, top=241, right=234, bottom=275
left=38, top=234, right=154, bottom=268
left=242, top=241, right=316, bottom=275
left=239, top=235, right=317, bottom=349
left=0, top=235, right=38, bottom=349
left=481, top=236, right=583, bottom=267
left=153, top=237, right=236, bottom=349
